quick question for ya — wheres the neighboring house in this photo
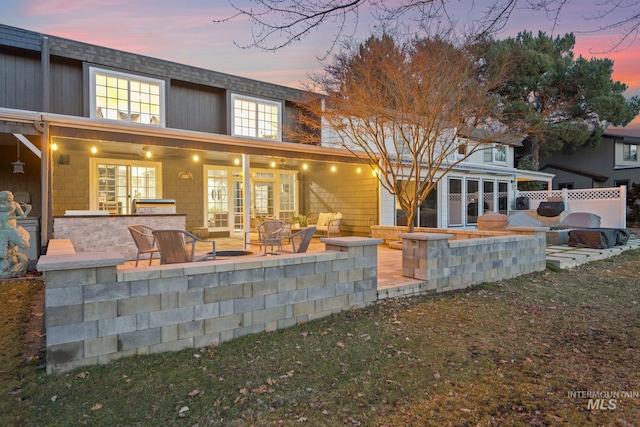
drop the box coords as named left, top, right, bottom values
left=0, top=24, right=553, bottom=257
left=539, top=127, right=640, bottom=190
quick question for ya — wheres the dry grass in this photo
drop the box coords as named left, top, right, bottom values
left=0, top=252, right=639, bottom=426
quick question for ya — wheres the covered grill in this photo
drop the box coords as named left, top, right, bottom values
left=536, top=201, right=565, bottom=217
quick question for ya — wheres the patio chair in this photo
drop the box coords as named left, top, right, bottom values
left=152, top=229, right=216, bottom=264
left=245, top=219, right=285, bottom=255
left=127, top=224, right=160, bottom=266
left=277, top=226, right=316, bottom=254
left=308, top=213, right=343, bottom=237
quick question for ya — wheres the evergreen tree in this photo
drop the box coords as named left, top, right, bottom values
left=482, top=31, right=640, bottom=168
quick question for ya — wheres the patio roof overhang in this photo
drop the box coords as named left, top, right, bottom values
left=516, top=169, right=555, bottom=183
left=0, top=107, right=366, bottom=166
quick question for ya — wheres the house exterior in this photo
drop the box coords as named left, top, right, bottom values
left=0, top=23, right=552, bottom=259
left=538, top=127, right=640, bottom=189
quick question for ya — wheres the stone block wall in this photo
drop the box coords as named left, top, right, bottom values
left=371, top=225, right=510, bottom=245
left=398, top=228, right=547, bottom=294
left=38, top=236, right=382, bottom=374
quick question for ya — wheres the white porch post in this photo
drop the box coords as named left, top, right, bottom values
left=243, top=154, right=251, bottom=249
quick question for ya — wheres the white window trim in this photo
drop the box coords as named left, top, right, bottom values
left=484, top=144, right=507, bottom=164
left=89, top=158, right=163, bottom=211
left=231, top=93, right=283, bottom=141
left=203, top=164, right=298, bottom=232
left=89, top=66, right=166, bottom=127
left=623, top=143, right=638, bottom=162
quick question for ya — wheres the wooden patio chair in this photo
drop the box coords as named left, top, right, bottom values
left=151, top=229, right=216, bottom=264
left=127, top=224, right=160, bottom=266
left=277, top=226, right=316, bottom=254
left=245, top=219, right=285, bottom=255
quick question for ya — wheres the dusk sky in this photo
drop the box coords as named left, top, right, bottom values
left=1, top=0, right=639, bottom=130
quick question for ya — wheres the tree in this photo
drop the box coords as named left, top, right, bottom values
left=218, top=0, right=640, bottom=53
left=296, top=34, right=513, bottom=232
left=482, top=31, right=640, bottom=169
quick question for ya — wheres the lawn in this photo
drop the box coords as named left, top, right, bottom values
left=1, top=251, right=639, bottom=426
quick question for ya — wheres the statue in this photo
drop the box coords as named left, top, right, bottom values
left=0, top=190, right=32, bottom=278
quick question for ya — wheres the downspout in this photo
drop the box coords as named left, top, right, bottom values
left=40, top=35, right=51, bottom=250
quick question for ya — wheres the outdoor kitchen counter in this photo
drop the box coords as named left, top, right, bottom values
left=53, top=214, right=186, bottom=261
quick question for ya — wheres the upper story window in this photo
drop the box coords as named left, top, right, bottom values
left=90, top=67, right=165, bottom=126
left=232, top=94, right=282, bottom=140
left=623, top=143, right=637, bottom=161
left=484, top=144, right=507, bottom=163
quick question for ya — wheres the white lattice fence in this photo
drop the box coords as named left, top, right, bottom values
left=518, top=187, right=626, bottom=228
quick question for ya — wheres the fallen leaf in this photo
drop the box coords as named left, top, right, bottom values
left=76, top=371, right=89, bottom=379
left=267, top=377, right=276, bottom=386
left=336, top=342, right=346, bottom=348
left=188, top=389, right=202, bottom=397
left=253, top=384, right=275, bottom=394
left=178, top=406, right=189, bottom=417
left=239, top=387, right=249, bottom=395
left=91, top=403, right=102, bottom=411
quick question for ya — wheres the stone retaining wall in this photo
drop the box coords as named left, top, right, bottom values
left=398, top=228, right=547, bottom=293
left=37, top=236, right=382, bottom=374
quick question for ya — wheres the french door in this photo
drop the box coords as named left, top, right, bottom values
left=90, top=158, right=162, bottom=214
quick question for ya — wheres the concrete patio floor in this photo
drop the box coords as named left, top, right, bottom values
left=120, top=233, right=640, bottom=293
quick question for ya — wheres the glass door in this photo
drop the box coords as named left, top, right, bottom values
left=483, top=180, right=495, bottom=213
left=253, top=181, right=274, bottom=217
left=466, top=179, right=480, bottom=225
left=448, top=178, right=462, bottom=226
left=93, top=160, right=160, bottom=214
left=206, top=169, right=229, bottom=230
left=498, top=181, right=509, bottom=214
left=233, top=180, right=244, bottom=233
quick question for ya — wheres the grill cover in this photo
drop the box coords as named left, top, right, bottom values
left=515, top=196, right=530, bottom=210
left=537, top=201, right=564, bottom=217
left=569, top=228, right=630, bottom=249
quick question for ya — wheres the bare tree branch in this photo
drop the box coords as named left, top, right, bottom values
left=216, top=0, right=639, bottom=54
left=293, top=34, right=514, bottom=231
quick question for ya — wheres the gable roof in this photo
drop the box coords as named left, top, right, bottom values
left=540, top=163, right=609, bottom=182
left=0, top=23, right=309, bottom=103
left=604, top=125, right=640, bottom=143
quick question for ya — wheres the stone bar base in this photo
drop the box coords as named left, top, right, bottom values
left=53, top=214, right=186, bottom=261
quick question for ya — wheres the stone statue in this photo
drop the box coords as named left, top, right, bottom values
left=0, top=190, right=32, bottom=278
